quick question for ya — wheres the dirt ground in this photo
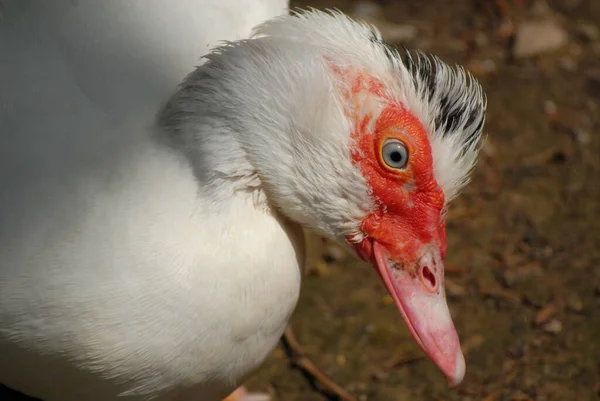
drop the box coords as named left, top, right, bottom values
left=246, top=1, right=600, bottom=400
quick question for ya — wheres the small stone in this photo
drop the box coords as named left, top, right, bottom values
left=382, top=295, right=394, bottom=306
left=474, top=32, right=489, bottom=47
left=566, top=293, right=583, bottom=312
left=559, top=56, right=577, bottom=72
left=352, top=1, right=382, bottom=19
left=513, top=20, right=568, bottom=58
left=371, top=370, right=390, bottom=381
left=323, top=244, right=346, bottom=263
left=336, top=354, right=347, bottom=366
left=544, top=99, right=558, bottom=120
left=573, top=128, right=591, bottom=145
left=542, top=318, right=563, bottom=334
left=498, top=18, right=516, bottom=39
left=482, top=59, right=496, bottom=72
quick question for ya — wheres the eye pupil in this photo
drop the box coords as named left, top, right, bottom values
left=390, top=151, right=403, bottom=163
left=381, top=139, right=409, bottom=170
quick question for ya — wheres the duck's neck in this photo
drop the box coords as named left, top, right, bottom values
left=165, top=120, right=267, bottom=211
left=156, top=38, right=373, bottom=242
left=156, top=55, right=277, bottom=212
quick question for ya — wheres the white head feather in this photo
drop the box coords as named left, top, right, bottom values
left=158, top=9, right=486, bottom=242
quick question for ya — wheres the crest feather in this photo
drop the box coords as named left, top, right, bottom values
left=368, top=28, right=487, bottom=201
left=257, top=10, right=487, bottom=202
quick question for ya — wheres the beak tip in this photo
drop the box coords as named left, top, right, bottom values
left=446, top=350, right=466, bottom=389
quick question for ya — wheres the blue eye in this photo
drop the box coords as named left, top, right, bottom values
left=381, top=139, right=409, bottom=169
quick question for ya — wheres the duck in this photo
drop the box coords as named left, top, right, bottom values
left=0, top=1, right=486, bottom=401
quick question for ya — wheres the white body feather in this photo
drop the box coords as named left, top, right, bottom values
left=0, top=130, right=302, bottom=400
left=0, top=1, right=297, bottom=400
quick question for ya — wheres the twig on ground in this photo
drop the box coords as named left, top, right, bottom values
left=281, top=326, right=357, bottom=401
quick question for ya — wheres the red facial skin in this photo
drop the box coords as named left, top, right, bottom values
left=352, top=108, right=447, bottom=266
left=330, top=63, right=466, bottom=386
left=330, top=64, right=446, bottom=263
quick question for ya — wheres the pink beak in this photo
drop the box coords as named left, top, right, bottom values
left=372, top=241, right=465, bottom=387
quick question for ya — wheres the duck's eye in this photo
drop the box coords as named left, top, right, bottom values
left=381, top=139, right=409, bottom=170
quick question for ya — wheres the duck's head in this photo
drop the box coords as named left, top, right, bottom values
left=160, top=9, right=486, bottom=387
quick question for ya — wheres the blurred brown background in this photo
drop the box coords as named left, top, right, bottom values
left=247, top=1, right=600, bottom=400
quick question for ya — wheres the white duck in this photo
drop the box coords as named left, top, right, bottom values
left=0, top=1, right=486, bottom=401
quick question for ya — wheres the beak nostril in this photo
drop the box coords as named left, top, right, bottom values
left=421, top=265, right=437, bottom=291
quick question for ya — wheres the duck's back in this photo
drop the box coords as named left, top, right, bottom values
left=0, top=1, right=298, bottom=400
left=0, top=0, right=288, bottom=199
left=0, top=0, right=288, bottom=115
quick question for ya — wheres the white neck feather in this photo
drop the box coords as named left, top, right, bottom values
left=157, top=24, right=374, bottom=242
